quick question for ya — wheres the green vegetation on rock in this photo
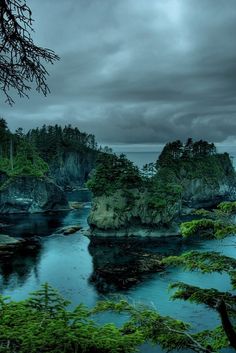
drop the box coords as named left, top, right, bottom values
left=0, top=141, right=49, bottom=178
left=86, top=153, right=142, bottom=197
left=0, top=120, right=49, bottom=178
left=27, top=124, right=98, bottom=163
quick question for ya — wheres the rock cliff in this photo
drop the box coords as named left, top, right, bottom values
left=0, top=175, right=69, bottom=214
left=48, top=150, right=96, bottom=189
left=88, top=189, right=180, bottom=237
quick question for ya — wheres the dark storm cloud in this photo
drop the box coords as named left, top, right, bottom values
left=2, top=0, right=236, bottom=144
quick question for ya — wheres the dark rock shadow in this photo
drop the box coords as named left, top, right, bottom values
left=88, top=236, right=195, bottom=294
left=0, top=237, right=42, bottom=289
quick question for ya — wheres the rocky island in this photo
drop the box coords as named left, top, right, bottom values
left=88, top=139, right=236, bottom=237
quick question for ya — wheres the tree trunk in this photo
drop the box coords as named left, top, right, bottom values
left=216, top=299, right=236, bottom=349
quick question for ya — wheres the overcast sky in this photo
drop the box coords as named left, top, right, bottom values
left=2, top=0, right=236, bottom=147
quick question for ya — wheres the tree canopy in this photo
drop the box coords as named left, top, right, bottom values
left=87, top=153, right=142, bottom=196
left=158, top=139, right=217, bottom=167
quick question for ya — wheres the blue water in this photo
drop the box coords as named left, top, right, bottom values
left=0, top=205, right=235, bottom=353
left=0, top=149, right=236, bottom=352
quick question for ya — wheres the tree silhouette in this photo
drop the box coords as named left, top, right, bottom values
left=0, top=0, right=59, bottom=104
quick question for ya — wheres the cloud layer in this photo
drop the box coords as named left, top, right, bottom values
left=2, top=0, right=236, bottom=144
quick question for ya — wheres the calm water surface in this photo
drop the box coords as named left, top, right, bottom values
left=0, top=205, right=235, bottom=353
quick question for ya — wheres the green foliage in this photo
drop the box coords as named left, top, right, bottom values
left=1, top=271, right=236, bottom=353
left=147, top=180, right=182, bottom=211
left=0, top=139, right=48, bottom=177
left=169, top=282, right=236, bottom=312
left=180, top=218, right=236, bottom=239
left=163, top=250, right=236, bottom=289
left=0, top=283, right=227, bottom=353
left=193, top=208, right=228, bottom=221
left=194, top=327, right=229, bottom=352
left=157, top=139, right=235, bottom=191
left=163, top=250, right=236, bottom=274
left=217, top=201, right=236, bottom=214
left=26, top=283, right=70, bottom=315
left=163, top=250, right=236, bottom=351
left=0, top=120, right=98, bottom=180
left=158, top=139, right=216, bottom=167
left=146, top=139, right=235, bottom=217
left=93, top=300, right=219, bottom=352
left=27, top=124, right=98, bottom=163
left=142, top=162, right=183, bottom=214
left=180, top=201, right=236, bottom=239
left=0, top=284, right=143, bottom=353
left=87, top=153, right=142, bottom=196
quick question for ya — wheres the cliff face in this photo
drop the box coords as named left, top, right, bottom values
left=88, top=189, right=181, bottom=237
left=0, top=175, right=69, bottom=214
left=48, top=150, right=96, bottom=189
left=178, top=154, right=236, bottom=209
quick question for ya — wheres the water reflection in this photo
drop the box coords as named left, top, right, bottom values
left=0, top=212, right=68, bottom=238
left=0, top=247, right=42, bottom=289
left=88, top=236, right=202, bottom=293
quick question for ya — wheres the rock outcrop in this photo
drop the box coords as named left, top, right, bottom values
left=0, top=175, right=69, bottom=214
left=88, top=189, right=180, bottom=237
left=48, top=150, right=96, bottom=189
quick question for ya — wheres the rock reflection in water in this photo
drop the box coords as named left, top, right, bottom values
left=0, top=239, right=42, bottom=289
left=88, top=236, right=193, bottom=293
left=0, top=212, right=67, bottom=238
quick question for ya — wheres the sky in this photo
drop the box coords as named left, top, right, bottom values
left=2, top=0, right=236, bottom=148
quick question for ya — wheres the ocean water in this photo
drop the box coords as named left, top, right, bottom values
left=124, top=152, right=160, bottom=169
